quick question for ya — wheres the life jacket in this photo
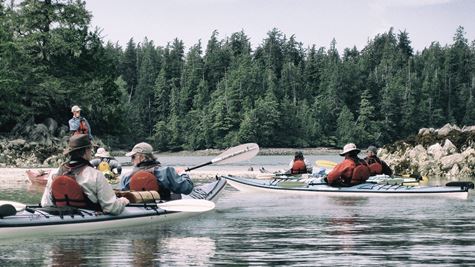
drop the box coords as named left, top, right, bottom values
left=130, top=170, right=160, bottom=191
left=51, top=165, right=101, bottom=211
left=98, top=159, right=111, bottom=172
left=365, top=156, right=383, bottom=175
left=350, top=158, right=371, bottom=185
left=291, top=160, right=307, bottom=174
left=73, top=119, right=89, bottom=136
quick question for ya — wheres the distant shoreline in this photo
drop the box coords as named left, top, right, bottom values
left=112, top=147, right=340, bottom=157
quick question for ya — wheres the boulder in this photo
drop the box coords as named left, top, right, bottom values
left=437, top=123, right=461, bottom=136
left=442, top=139, right=457, bottom=155
left=462, top=125, right=475, bottom=133
left=440, top=153, right=465, bottom=171
left=427, top=143, right=444, bottom=160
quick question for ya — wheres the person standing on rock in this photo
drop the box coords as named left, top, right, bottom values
left=69, top=105, right=92, bottom=140
left=364, top=145, right=393, bottom=176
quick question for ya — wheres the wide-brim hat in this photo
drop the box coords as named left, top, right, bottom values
left=339, top=143, right=360, bottom=156
left=125, top=142, right=153, bottom=157
left=63, top=134, right=92, bottom=155
left=95, top=147, right=111, bottom=158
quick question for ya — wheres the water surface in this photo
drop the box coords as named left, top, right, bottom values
left=1, top=155, right=474, bottom=266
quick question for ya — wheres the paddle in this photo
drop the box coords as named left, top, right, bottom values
left=315, top=160, right=337, bottom=169
left=185, top=143, right=259, bottom=171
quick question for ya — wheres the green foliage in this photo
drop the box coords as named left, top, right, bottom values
left=1, top=2, right=474, bottom=151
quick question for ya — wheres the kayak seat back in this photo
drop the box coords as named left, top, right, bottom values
left=52, top=175, right=87, bottom=208
left=130, top=171, right=160, bottom=191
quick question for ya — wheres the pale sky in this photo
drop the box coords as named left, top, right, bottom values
left=85, top=0, right=475, bottom=52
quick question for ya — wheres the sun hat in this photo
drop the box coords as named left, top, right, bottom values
left=63, top=134, right=92, bottom=155
left=339, top=143, right=361, bottom=156
left=125, top=142, right=153, bottom=157
left=71, top=105, right=81, bottom=112
left=95, top=147, right=111, bottom=158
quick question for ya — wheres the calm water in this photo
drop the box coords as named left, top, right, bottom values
left=1, top=155, right=474, bottom=266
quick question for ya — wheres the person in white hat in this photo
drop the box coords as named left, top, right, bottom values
left=69, top=105, right=93, bottom=140
left=364, top=145, right=393, bottom=176
left=119, top=142, right=193, bottom=200
left=90, top=147, right=122, bottom=176
left=326, top=143, right=370, bottom=186
left=41, top=134, right=129, bottom=215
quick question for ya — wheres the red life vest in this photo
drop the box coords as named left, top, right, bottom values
left=291, top=160, right=307, bottom=174
left=73, top=119, right=89, bottom=136
left=366, top=157, right=383, bottom=175
left=130, top=170, right=160, bottom=191
left=351, top=159, right=371, bottom=184
left=51, top=175, right=87, bottom=208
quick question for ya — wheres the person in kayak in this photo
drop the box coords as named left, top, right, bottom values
left=41, top=134, right=130, bottom=215
left=69, top=105, right=93, bottom=140
left=326, top=143, right=371, bottom=187
left=120, top=142, right=194, bottom=200
left=90, top=147, right=122, bottom=178
left=364, top=145, right=393, bottom=176
left=288, top=151, right=312, bottom=174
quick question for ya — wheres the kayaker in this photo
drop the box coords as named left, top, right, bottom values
left=41, top=134, right=130, bottom=215
left=288, top=151, right=312, bottom=174
left=120, top=142, right=194, bottom=200
left=326, top=143, right=371, bottom=187
left=69, top=105, right=93, bottom=140
left=90, top=147, right=122, bottom=176
left=364, top=145, right=393, bottom=176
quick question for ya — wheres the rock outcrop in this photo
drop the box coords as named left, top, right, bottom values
left=380, top=123, right=475, bottom=179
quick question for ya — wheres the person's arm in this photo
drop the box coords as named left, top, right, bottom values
left=119, top=172, right=132, bottom=190
left=155, top=167, right=194, bottom=194
left=327, top=160, right=353, bottom=185
left=69, top=117, right=80, bottom=131
left=382, top=160, right=393, bottom=176
left=110, top=159, right=122, bottom=175
left=40, top=168, right=59, bottom=207
left=90, top=158, right=100, bottom=168
left=94, top=172, right=129, bottom=215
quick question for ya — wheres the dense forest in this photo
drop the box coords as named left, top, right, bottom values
left=1, top=0, right=474, bottom=151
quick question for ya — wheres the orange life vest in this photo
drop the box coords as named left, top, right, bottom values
left=351, top=159, right=371, bottom=184
left=51, top=175, right=87, bottom=208
left=366, top=157, right=383, bottom=175
left=291, top=160, right=307, bottom=174
left=130, top=170, right=160, bottom=191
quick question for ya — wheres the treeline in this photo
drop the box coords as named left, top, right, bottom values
left=1, top=0, right=474, bottom=150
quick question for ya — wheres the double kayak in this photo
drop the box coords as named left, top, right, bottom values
left=0, top=177, right=227, bottom=240
left=224, top=175, right=473, bottom=199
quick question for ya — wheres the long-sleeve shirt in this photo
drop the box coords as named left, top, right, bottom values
left=120, top=166, right=193, bottom=195
left=41, top=166, right=129, bottom=215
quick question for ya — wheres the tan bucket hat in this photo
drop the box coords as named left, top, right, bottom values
left=339, top=143, right=360, bottom=156
left=71, top=105, right=81, bottom=112
left=95, top=147, right=111, bottom=158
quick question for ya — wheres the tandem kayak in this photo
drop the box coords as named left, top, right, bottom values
left=0, top=177, right=227, bottom=240
left=223, top=175, right=473, bottom=199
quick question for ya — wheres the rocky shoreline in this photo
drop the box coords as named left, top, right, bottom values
left=380, top=124, right=475, bottom=179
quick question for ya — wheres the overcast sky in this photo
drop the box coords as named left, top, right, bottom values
left=85, top=0, right=475, bottom=52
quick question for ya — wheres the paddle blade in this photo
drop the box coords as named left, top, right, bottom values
left=211, top=143, right=259, bottom=165
left=157, top=199, right=215, bottom=212
left=0, top=201, right=26, bottom=212
left=315, top=160, right=337, bottom=168
left=0, top=204, right=17, bottom=217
